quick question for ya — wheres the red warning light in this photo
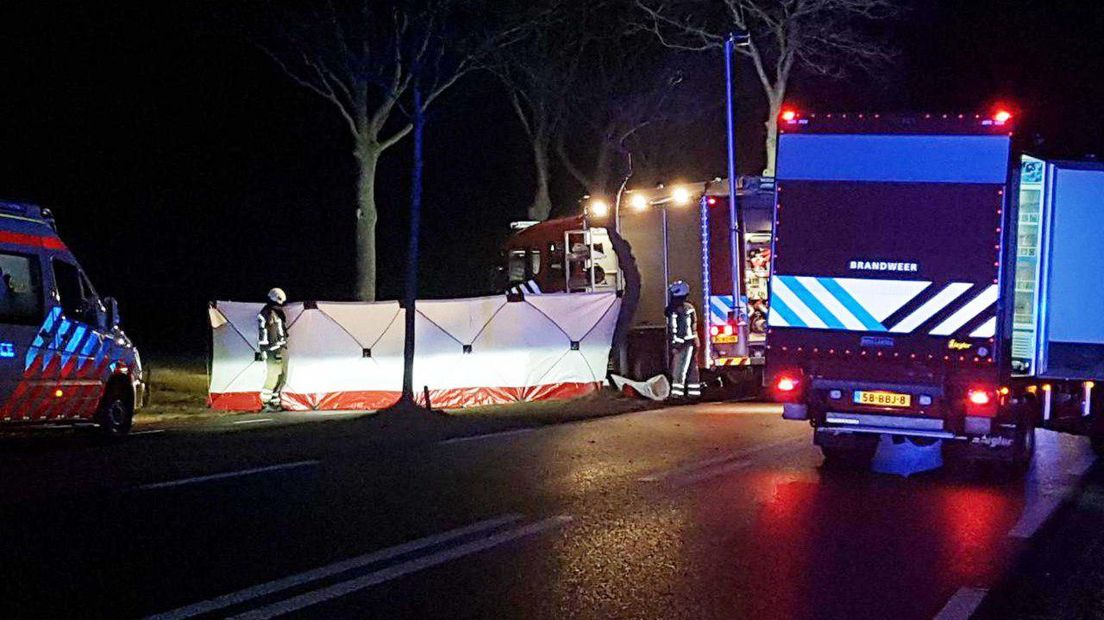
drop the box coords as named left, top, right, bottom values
left=781, top=109, right=797, bottom=122
left=993, top=110, right=1012, bottom=124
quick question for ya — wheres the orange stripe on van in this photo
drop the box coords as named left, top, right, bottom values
left=0, top=231, right=67, bottom=251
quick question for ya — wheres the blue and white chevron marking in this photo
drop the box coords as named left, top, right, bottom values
left=709, top=295, right=735, bottom=325
left=769, top=275, right=999, bottom=337
left=769, top=276, right=930, bottom=332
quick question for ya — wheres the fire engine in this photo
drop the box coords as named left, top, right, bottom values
left=500, top=178, right=775, bottom=393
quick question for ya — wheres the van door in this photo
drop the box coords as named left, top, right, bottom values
left=47, top=258, right=106, bottom=420
left=0, top=250, right=48, bottom=421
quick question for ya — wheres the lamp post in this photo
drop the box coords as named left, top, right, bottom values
left=725, top=30, right=751, bottom=358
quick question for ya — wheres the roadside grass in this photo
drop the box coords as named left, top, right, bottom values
left=136, top=360, right=214, bottom=421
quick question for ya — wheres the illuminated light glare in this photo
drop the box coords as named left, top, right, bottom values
left=589, top=199, right=609, bottom=217
left=54, top=389, right=63, bottom=398
left=707, top=197, right=717, bottom=205
left=776, top=376, right=797, bottom=392
left=780, top=109, right=797, bottom=122
left=968, top=389, right=992, bottom=406
left=672, top=186, right=691, bottom=205
left=630, top=193, right=648, bottom=211
left=999, top=386, right=1010, bottom=395
left=993, top=110, right=1012, bottom=124
left=1087, top=381, right=1096, bottom=389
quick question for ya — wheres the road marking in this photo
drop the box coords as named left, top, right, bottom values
left=638, top=437, right=803, bottom=482
left=137, top=461, right=320, bottom=491
left=933, top=587, right=988, bottom=620
left=133, top=429, right=167, bottom=436
left=1007, top=492, right=1066, bottom=539
left=232, top=418, right=274, bottom=425
left=438, top=427, right=536, bottom=445
left=145, top=514, right=523, bottom=620
left=669, top=459, right=754, bottom=488
left=228, top=515, right=572, bottom=620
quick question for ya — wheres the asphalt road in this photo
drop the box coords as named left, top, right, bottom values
left=0, top=402, right=1095, bottom=620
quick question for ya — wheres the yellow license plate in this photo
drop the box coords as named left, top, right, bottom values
left=853, top=391, right=911, bottom=408
left=712, top=335, right=739, bottom=344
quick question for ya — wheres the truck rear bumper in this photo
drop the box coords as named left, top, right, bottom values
left=817, top=412, right=960, bottom=440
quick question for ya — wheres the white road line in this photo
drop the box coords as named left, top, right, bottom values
left=144, top=514, right=523, bottom=620
left=232, top=418, right=274, bottom=425
left=228, top=515, right=572, bottom=620
left=933, top=586, right=988, bottom=620
left=669, top=459, right=753, bottom=488
left=638, top=437, right=803, bottom=482
left=137, top=461, right=320, bottom=492
left=133, top=429, right=167, bottom=436
left=1007, top=492, right=1066, bottom=539
left=438, top=427, right=536, bottom=445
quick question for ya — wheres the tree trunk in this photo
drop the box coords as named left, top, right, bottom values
left=527, top=130, right=553, bottom=221
left=354, top=147, right=380, bottom=301
left=590, top=139, right=614, bottom=198
left=763, top=94, right=784, bottom=177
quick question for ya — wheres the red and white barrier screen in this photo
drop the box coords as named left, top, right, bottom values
left=208, top=293, right=620, bottom=411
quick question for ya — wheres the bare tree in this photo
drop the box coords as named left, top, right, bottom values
left=636, top=0, right=898, bottom=175
left=254, top=0, right=515, bottom=300
left=490, top=2, right=588, bottom=221
left=557, top=46, right=700, bottom=199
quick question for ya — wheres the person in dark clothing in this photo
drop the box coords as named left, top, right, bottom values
left=666, top=280, right=701, bottom=399
left=258, top=287, right=288, bottom=411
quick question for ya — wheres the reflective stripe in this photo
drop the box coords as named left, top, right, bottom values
left=969, top=316, right=997, bottom=338
left=889, top=282, right=973, bottom=333
left=930, top=285, right=999, bottom=336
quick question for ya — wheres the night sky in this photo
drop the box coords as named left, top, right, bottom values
left=0, top=1, right=1100, bottom=358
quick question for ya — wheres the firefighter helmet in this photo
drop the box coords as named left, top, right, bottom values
left=668, top=280, right=690, bottom=297
left=268, top=287, right=287, bottom=304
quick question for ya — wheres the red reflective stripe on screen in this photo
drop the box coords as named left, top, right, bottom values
left=208, top=383, right=603, bottom=412
left=0, top=231, right=66, bottom=251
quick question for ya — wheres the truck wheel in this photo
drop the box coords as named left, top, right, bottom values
left=94, top=385, right=134, bottom=440
left=1011, top=421, right=1037, bottom=470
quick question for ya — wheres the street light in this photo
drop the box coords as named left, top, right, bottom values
left=630, top=193, right=648, bottom=212
left=672, top=186, right=691, bottom=205
left=588, top=198, right=610, bottom=218
left=726, top=30, right=752, bottom=358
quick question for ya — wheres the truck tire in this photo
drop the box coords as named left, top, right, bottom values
left=1012, top=423, right=1036, bottom=469
left=94, top=383, right=134, bottom=440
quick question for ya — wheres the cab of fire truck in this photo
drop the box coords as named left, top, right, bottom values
left=0, top=201, right=144, bottom=437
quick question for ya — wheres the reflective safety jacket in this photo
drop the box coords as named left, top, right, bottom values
left=258, top=303, right=288, bottom=352
left=667, top=301, right=698, bottom=346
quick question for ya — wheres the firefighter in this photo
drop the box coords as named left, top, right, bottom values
left=666, top=280, right=701, bottom=399
left=258, top=287, right=289, bottom=411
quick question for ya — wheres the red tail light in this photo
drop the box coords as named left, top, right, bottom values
left=777, top=376, right=798, bottom=392
left=967, top=389, right=991, bottom=406
left=965, top=386, right=998, bottom=416
left=781, top=109, right=797, bottom=122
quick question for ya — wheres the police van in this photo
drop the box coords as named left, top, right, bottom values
left=0, top=201, right=143, bottom=437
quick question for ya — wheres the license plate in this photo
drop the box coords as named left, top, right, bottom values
left=712, top=335, right=739, bottom=344
left=853, top=390, right=911, bottom=408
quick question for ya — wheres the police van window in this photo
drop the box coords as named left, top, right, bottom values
left=0, top=252, right=43, bottom=324
left=52, top=260, right=85, bottom=321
